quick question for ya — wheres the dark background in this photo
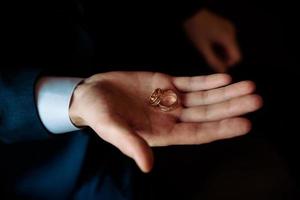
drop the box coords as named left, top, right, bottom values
left=216, top=0, right=300, bottom=194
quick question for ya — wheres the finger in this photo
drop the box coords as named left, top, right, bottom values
left=173, top=73, right=231, bottom=92
left=164, top=118, right=251, bottom=145
left=220, top=36, right=242, bottom=66
left=183, top=81, right=255, bottom=107
left=200, top=43, right=227, bottom=72
left=180, top=94, right=263, bottom=122
left=89, top=114, right=154, bottom=173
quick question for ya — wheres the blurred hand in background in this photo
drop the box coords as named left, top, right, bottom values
left=184, top=9, right=242, bottom=72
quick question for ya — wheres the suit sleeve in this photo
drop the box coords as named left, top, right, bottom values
left=1, top=1, right=94, bottom=143
left=0, top=67, right=51, bottom=143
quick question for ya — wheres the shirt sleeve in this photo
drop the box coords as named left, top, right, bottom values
left=35, top=77, right=84, bottom=134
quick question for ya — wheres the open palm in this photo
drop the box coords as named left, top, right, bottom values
left=70, top=71, right=262, bottom=172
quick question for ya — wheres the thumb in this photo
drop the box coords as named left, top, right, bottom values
left=220, top=36, right=242, bottom=67
left=200, top=42, right=227, bottom=72
left=90, top=114, right=154, bottom=173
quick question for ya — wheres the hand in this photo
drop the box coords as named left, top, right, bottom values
left=69, top=72, right=262, bottom=172
left=184, top=9, right=242, bottom=72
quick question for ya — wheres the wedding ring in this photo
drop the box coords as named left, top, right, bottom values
left=149, top=88, right=163, bottom=106
left=149, top=88, right=179, bottom=112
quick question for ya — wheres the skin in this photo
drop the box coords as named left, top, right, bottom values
left=69, top=72, right=262, bottom=173
left=184, top=9, right=242, bottom=72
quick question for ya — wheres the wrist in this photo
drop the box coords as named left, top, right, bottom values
left=69, top=74, right=106, bottom=127
left=69, top=80, right=87, bottom=127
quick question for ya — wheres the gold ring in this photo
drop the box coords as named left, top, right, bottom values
left=149, top=88, right=163, bottom=106
left=149, top=88, right=179, bottom=112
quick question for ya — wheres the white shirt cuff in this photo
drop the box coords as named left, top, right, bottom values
left=36, top=77, right=84, bottom=134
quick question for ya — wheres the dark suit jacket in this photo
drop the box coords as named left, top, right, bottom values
left=0, top=0, right=204, bottom=199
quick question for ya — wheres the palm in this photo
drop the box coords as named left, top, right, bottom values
left=77, top=71, right=262, bottom=172
left=116, top=72, right=182, bottom=147
left=85, top=72, right=179, bottom=144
